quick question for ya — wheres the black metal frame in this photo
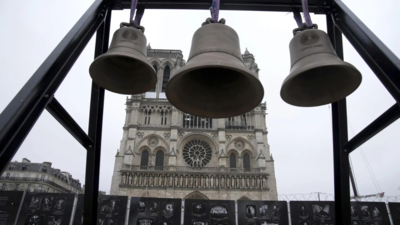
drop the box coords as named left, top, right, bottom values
left=0, top=0, right=399, bottom=224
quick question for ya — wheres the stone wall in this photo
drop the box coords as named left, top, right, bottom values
left=117, top=187, right=273, bottom=201
left=110, top=48, right=278, bottom=200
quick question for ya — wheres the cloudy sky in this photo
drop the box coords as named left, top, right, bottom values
left=1, top=0, right=399, bottom=197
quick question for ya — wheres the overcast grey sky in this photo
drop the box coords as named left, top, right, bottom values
left=0, top=0, right=399, bottom=197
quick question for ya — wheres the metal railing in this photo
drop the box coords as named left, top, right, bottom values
left=141, top=98, right=169, bottom=102
left=121, top=165, right=265, bottom=173
left=182, top=115, right=213, bottom=129
left=33, top=189, right=48, bottom=193
left=278, top=192, right=400, bottom=202
left=225, top=121, right=254, bottom=130
left=147, top=49, right=182, bottom=54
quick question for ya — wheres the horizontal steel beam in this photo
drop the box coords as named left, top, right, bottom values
left=111, top=0, right=329, bottom=13
left=46, top=97, right=93, bottom=149
left=332, top=0, right=400, bottom=104
left=0, top=0, right=108, bottom=174
left=343, top=104, right=400, bottom=153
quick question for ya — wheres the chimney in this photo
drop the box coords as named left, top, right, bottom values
left=22, top=158, right=30, bottom=163
left=43, top=162, right=52, bottom=167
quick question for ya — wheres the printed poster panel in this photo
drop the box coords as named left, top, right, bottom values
left=237, top=200, right=289, bottom=225
left=289, top=201, right=335, bottom=225
left=0, top=191, right=24, bottom=225
left=184, top=199, right=235, bottom=225
left=72, top=195, right=84, bottom=225
left=350, top=202, right=390, bottom=225
left=388, top=202, right=400, bottom=224
left=16, top=192, right=75, bottom=225
left=129, top=197, right=182, bottom=225
left=72, top=195, right=128, bottom=225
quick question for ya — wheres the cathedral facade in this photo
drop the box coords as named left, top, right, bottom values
left=110, top=45, right=277, bottom=200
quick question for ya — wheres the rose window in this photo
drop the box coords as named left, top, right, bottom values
left=182, top=140, right=212, bottom=167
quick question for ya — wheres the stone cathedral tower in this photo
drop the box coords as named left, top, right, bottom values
left=110, top=45, right=278, bottom=200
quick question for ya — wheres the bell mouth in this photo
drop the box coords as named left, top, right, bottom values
left=90, top=51, right=156, bottom=94
left=166, top=64, right=264, bottom=118
left=281, top=62, right=362, bottom=107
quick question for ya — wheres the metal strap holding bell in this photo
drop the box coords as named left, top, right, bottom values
left=120, top=21, right=145, bottom=33
left=201, top=17, right=226, bottom=26
left=293, top=23, right=318, bottom=36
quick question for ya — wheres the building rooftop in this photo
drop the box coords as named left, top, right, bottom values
left=6, top=158, right=82, bottom=190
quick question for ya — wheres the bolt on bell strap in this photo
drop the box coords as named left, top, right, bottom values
left=165, top=18, right=264, bottom=118
left=280, top=24, right=362, bottom=107
left=89, top=1, right=156, bottom=94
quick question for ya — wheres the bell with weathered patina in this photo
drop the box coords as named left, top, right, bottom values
left=89, top=22, right=156, bottom=94
left=166, top=19, right=264, bottom=118
left=281, top=27, right=362, bottom=107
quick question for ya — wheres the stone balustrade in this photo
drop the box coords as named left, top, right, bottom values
left=121, top=165, right=266, bottom=173
left=119, top=166, right=269, bottom=190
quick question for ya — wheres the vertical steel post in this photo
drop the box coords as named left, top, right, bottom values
left=82, top=7, right=111, bottom=225
left=0, top=0, right=107, bottom=174
left=327, top=14, right=351, bottom=224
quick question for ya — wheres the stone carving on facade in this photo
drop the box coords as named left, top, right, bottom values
left=140, top=105, right=164, bottom=113
left=211, top=132, right=218, bottom=139
left=149, top=154, right=154, bottom=166
left=169, top=147, right=176, bottom=156
left=163, top=133, right=170, bottom=140
left=148, top=137, right=159, bottom=147
left=182, top=140, right=212, bottom=167
left=257, top=152, right=266, bottom=160
left=225, top=135, right=232, bottom=141
left=157, top=105, right=172, bottom=112
left=270, top=154, right=274, bottom=162
left=234, top=140, right=245, bottom=150
left=125, top=106, right=133, bottom=113
left=137, top=132, right=144, bottom=139
left=175, top=54, right=186, bottom=67
left=126, top=146, right=134, bottom=154
left=119, top=172, right=268, bottom=190
left=247, top=135, right=254, bottom=141
left=134, top=147, right=141, bottom=155
left=178, top=131, right=185, bottom=138
left=218, top=149, right=227, bottom=158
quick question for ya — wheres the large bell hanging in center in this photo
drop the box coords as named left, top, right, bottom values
left=166, top=19, right=264, bottom=118
left=89, top=22, right=156, bottom=94
left=280, top=28, right=362, bottom=106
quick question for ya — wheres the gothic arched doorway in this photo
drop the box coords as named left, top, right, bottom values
left=238, top=196, right=251, bottom=201
left=184, top=191, right=209, bottom=200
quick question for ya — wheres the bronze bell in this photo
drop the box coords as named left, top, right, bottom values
left=166, top=19, right=264, bottom=118
left=89, top=22, right=156, bottom=94
left=281, top=27, right=362, bottom=107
